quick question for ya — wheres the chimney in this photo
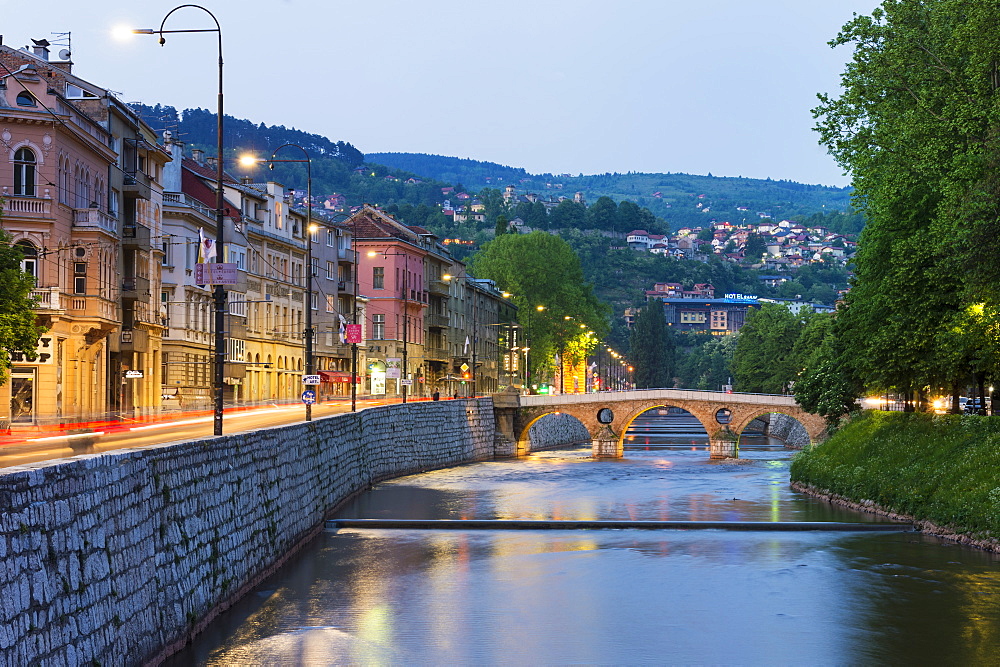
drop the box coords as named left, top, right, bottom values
left=205, top=156, right=217, bottom=170
left=191, top=148, right=204, bottom=165
left=241, top=176, right=253, bottom=185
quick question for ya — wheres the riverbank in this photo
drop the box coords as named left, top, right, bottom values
left=790, top=411, right=1000, bottom=552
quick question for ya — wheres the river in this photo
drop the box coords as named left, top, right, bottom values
left=170, top=412, right=1000, bottom=665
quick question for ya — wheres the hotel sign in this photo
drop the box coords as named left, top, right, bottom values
left=724, top=293, right=758, bottom=302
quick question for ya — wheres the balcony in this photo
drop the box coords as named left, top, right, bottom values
left=337, top=247, right=355, bottom=262
left=163, top=192, right=216, bottom=220
left=429, top=279, right=450, bottom=296
left=426, top=313, right=449, bottom=328
left=123, top=171, right=152, bottom=200
left=424, top=346, right=450, bottom=362
left=122, top=275, right=151, bottom=298
left=122, top=224, right=151, bottom=248
left=117, top=328, right=150, bottom=353
left=73, top=208, right=118, bottom=236
left=1, top=194, right=53, bottom=220
left=30, top=287, right=63, bottom=310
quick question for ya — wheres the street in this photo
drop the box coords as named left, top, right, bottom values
left=0, top=397, right=415, bottom=469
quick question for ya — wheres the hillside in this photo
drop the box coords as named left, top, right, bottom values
left=368, top=152, right=857, bottom=233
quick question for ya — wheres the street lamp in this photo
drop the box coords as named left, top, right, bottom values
left=241, top=144, right=315, bottom=421
left=134, top=4, right=227, bottom=435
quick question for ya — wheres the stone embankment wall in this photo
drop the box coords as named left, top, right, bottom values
left=767, top=413, right=811, bottom=448
left=0, top=399, right=496, bottom=666
left=527, top=413, right=591, bottom=451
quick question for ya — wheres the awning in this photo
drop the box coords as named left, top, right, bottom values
left=319, top=371, right=361, bottom=384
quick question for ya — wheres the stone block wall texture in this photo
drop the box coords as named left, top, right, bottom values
left=0, top=398, right=496, bottom=666
left=768, top=413, right=811, bottom=448
left=527, top=413, right=591, bottom=451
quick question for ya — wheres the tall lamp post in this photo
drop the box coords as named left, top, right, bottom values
left=241, top=145, right=315, bottom=420
left=135, top=4, right=227, bottom=435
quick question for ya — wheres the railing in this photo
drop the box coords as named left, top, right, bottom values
left=519, top=388, right=799, bottom=407
left=30, top=287, right=62, bottom=310
left=73, top=208, right=118, bottom=235
left=426, top=313, right=449, bottom=328
left=163, top=192, right=216, bottom=220
left=1, top=194, right=53, bottom=219
left=428, top=279, right=450, bottom=296
left=424, top=346, right=450, bottom=360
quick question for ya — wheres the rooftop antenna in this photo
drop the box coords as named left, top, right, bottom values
left=50, top=31, right=71, bottom=60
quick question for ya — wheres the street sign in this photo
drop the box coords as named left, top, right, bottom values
left=401, top=378, right=413, bottom=386
left=124, top=370, right=144, bottom=379
left=194, top=262, right=239, bottom=285
left=460, top=363, right=470, bottom=372
left=301, top=389, right=316, bottom=404
left=345, top=324, right=363, bottom=344
left=302, top=374, right=321, bottom=385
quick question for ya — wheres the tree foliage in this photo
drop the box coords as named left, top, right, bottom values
left=629, top=300, right=675, bottom=388
left=812, top=0, right=1000, bottom=402
left=731, top=303, right=804, bottom=394
left=0, top=225, right=44, bottom=385
left=468, top=232, right=610, bottom=386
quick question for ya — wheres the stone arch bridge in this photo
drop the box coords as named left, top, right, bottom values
left=493, top=389, right=827, bottom=458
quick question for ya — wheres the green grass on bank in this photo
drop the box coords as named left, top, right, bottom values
left=790, top=411, right=1000, bottom=537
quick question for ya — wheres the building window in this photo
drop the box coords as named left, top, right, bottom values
left=326, top=261, right=335, bottom=280
left=13, top=148, right=36, bottom=196
left=373, top=266, right=384, bottom=289
left=16, top=241, right=38, bottom=284
left=326, top=295, right=336, bottom=313
left=326, top=229, right=335, bottom=247
left=372, top=314, right=385, bottom=339
left=15, top=92, right=36, bottom=107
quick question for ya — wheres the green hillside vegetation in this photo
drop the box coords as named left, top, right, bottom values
left=368, top=152, right=858, bottom=233
left=791, top=412, right=1000, bottom=540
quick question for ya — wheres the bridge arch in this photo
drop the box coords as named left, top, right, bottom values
left=515, top=411, right=591, bottom=456
left=511, top=390, right=828, bottom=459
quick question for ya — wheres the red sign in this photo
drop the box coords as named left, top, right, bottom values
left=345, top=323, right=363, bottom=344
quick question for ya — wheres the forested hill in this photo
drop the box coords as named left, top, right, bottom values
left=134, top=104, right=365, bottom=167
left=368, top=152, right=857, bottom=232
left=366, top=153, right=530, bottom=186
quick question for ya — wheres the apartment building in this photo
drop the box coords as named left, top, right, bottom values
left=0, top=40, right=169, bottom=424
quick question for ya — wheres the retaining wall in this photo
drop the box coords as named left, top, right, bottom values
left=767, top=413, right=811, bottom=448
left=0, top=398, right=497, bottom=666
left=527, top=412, right=591, bottom=451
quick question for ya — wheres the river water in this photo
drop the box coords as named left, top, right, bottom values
left=172, top=413, right=1000, bottom=665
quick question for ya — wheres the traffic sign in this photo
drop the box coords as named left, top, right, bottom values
left=301, top=389, right=316, bottom=404
left=302, top=374, right=321, bottom=385
left=401, top=378, right=413, bottom=386
left=124, top=370, right=144, bottom=379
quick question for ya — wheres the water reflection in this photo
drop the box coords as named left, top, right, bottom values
left=172, top=435, right=1000, bottom=665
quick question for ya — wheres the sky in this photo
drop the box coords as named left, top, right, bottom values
left=10, top=0, right=882, bottom=187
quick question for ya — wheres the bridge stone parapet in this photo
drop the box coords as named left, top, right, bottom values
left=513, top=389, right=827, bottom=458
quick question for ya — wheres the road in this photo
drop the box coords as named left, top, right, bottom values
left=0, top=397, right=433, bottom=469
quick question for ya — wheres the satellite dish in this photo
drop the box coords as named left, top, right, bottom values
left=58, top=49, right=71, bottom=60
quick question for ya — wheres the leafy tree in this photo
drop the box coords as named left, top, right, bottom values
left=675, top=334, right=736, bottom=390
left=731, top=303, right=803, bottom=393
left=616, top=200, right=642, bottom=234
left=468, top=231, right=610, bottom=386
left=0, top=226, right=44, bottom=386
left=549, top=199, right=586, bottom=230
left=479, top=187, right=510, bottom=227
left=494, top=214, right=509, bottom=238
left=629, top=300, right=674, bottom=388
left=743, top=234, right=768, bottom=263
left=813, top=0, right=1000, bottom=402
left=586, top=196, right=618, bottom=232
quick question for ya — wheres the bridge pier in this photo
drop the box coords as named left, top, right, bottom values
left=592, top=425, right=622, bottom=458
left=709, top=427, right=738, bottom=459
